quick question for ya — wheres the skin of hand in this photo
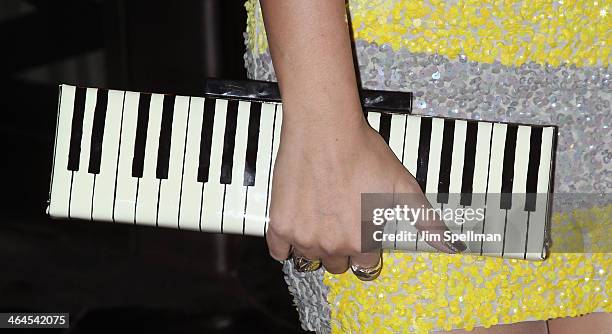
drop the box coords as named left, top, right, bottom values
left=260, top=0, right=465, bottom=274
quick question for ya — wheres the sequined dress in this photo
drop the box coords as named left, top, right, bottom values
left=243, top=1, right=612, bottom=333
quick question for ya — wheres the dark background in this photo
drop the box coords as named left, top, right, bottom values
left=0, top=1, right=306, bottom=333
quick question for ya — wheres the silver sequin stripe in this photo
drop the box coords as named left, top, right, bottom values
left=244, top=39, right=612, bottom=209
left=282, top=261, right=331, bottom=334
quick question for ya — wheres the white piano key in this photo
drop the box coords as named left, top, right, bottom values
left=503, top=126, right=531, bottom=258
left=536, top=127, right=554, bottom=194
left=367, top=112, right=380, bottom=131
left=200, top=99, right=227, bottom=233
left=526, top=127, right=555, bottom=258
left=244, top=103, right=276, bottom=236
left=449, top=120, right=467, bottom=194
left=486, top=124, right=507, bottom=195
left=446, top=120, right=467, bottom=237
left=402, top=115, right=421, bottom=175
left=425, top=118, right=444, bottom=194
left=48, top=85, right=75, bottom=218
left=113, top=91, right=140, bottom=223
left=157, top=96, right=190, bottom=228
left=222, top=101, right=251, bottom=234
left=69, top=88, right=98, bottom=220
left=465, top=122, right=492, bottom=253
left=91, top=90, right=125, bottom=221
left=527, top=193, right=551, bottom=260
left=135, top=93, right=164, bottom=225
left=473, top=122, right=494, bottom=193
left=264, top=104, right=283, bottom=233
left=482, top=123, right=507, bottom=257
left=388, top=114, right=406, bottom=160
left=178, top=97, right=205, bottom=231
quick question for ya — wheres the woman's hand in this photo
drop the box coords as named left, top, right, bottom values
left=260, top=0, right=465, bottom=275
left=266, top=108, right=465, bottom=274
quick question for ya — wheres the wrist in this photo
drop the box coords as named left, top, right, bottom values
left=279, top=110, right=372, bottom=164
left=281, top=104, right=367, bottom=140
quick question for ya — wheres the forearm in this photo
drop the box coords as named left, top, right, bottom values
left=260, top=0, right=364, bottom=138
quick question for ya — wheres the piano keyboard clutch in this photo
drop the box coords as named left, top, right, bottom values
left=47, top=79, right=557, bottom=260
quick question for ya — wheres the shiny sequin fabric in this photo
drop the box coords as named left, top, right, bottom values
left=246, top=0, right=611, bottom=68
left=244, top=0, right=612, bottom=333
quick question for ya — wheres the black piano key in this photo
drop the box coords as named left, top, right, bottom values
left=67, top=87, right=87, bottom=171
left=378, top=113, right=392, bottom=144
left=415, top=117, right=432, bottom=192
left=437, top=119, right=455, bottom=204
left=156, top=95, right=176, bottom=179
left=460, top=121, right=478, bottom=206
left=244, top=102, right=262, bottom=186
left=500, top=125, right=518, bottom=209
left=525, top=127, right=542, bottom=211
left=197, top=98, right=216, bottom=182
left=132, top=93, right=152, bottom=178
left=220, top=100, right=239, bottom=184
left=88, top=89, right=109, bottom=174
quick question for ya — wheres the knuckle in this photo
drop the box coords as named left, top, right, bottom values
left=319, top=239, right=340, bottom=256
left=272, top=222, right=293, bottom=239
left=268, top=217, right=293, bottom=239
left=294, top=233, right=316, bottom=251
left=269, top=209, right=299, bottom=239
left=321, top=236, right=353, bottom=256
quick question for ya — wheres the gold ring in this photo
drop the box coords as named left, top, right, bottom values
left=350, top=253, right=383, bottom=281
left=291, top=250, right=322, bottom=273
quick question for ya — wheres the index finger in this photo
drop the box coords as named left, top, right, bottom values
left=392, top=185, right=467, bottom=254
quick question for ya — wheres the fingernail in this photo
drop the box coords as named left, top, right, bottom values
left=445, top=239, right=467, bottom=253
